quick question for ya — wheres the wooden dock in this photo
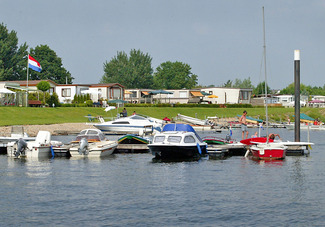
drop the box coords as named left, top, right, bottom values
left=206, top=141, right=313, bottom=158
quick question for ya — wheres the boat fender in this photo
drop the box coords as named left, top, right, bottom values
left=196, top=143, right=202, bottom=154
left=50, top=146, right=55, bottom=158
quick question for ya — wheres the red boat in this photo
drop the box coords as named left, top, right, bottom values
left=250, top=143, right=286, bottom=160
left=241, top=137, right=286, bottom=160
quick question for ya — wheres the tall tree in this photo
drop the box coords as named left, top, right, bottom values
left=153, top=61, right=197, bottom=89
left=223, top=80, right=232, bottom=88
left=233, top=77, right=254, bottom=88
left=37, top=81, right=51, bottom=104
left=29, top=45, right=73, bottom=84
left=101, top=49, right=153, bottom=88
left=253, top=81, right=271, bottom=95
left=0, top=23, right=28, bottom=81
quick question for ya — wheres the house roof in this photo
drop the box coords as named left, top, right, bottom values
left=90, top=83, right=125, bottom=88
left=8, top=80, right=58, bottom=86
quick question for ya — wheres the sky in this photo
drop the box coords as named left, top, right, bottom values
left=1, top=0, right=324, bottom=89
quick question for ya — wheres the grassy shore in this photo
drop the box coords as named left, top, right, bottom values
left=0, top=106, right=324, bottom=126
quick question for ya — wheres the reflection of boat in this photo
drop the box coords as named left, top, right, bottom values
left=148, top=124, right=207, bottom=161
left=93, top=114, right=162, bottom=134
left=116, top=134, right=150, bottom=153
left=69, top=129, right=118, bottom=158
left=7, top=131, right=53, bottom=158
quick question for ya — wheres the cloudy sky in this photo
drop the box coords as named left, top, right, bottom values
left=1, top=0, right=324, bottom=89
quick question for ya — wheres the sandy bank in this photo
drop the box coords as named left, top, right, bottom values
left=0, top=123, right=95, bottom=137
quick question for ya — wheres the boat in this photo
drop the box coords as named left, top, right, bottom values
left=148, top=123, right=207, bottom=161
left=177, top=114, right=208, bottom=126
left=116, top=134, right=150, bottom=153
left=68, top=129, right=118, bottom=158
left=7, top=131, right=54, bottom=158
left=93, top=114, right=163, bottom=135
left=285, top=123, right=325, bottom=130
left=0, top=125, right=35, bottom=154
left=202, top=135, right=235, bottom=145
left=243, top=7, right=287, bottom=160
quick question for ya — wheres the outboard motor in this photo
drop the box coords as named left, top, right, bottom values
left=15, top=138, right=27, bottom=157
left=78, top=138, right=89, bottom=155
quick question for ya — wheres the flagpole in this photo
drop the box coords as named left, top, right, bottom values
left=26, top=54, right=29, bottom=107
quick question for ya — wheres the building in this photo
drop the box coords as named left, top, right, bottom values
left=125, top=88, right=253, bottom=104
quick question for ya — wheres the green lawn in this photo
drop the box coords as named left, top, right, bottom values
left=0, top=106, right=324, bottom=126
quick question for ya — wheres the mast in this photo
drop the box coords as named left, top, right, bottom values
left=262, top=6, right=269, bottom=142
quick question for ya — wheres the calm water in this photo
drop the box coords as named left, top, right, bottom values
left=1, top=128, right=325, bottom=227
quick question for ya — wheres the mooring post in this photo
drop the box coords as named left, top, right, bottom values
left=294, top=50, right=300, bottom=142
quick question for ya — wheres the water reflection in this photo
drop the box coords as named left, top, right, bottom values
left=289, top=158, right=306, bottom=202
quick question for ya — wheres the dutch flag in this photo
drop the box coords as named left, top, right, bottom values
left=28, top=55, right=42, bottom=72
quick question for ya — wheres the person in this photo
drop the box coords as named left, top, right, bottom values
left=132, top=111, right=136, bottom=115
left=239, top=110, right=249, bottom=139
left=269, top=133, right=281, bottom=140
left=122, top=108, right=127, bottom=117
left=251, top=131, right=258, bottom=138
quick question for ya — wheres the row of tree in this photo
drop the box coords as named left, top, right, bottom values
left=100, top=49, right=198, bottom=89
left=2, top=23, right=325, bottom=96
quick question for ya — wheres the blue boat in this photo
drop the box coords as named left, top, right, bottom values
left=148, top=124, right=207, bottom=161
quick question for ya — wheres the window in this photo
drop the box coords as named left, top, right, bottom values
left=112, top=88, right=121, bottom=99
left=112, top=121, right=130, bottom=124
left=179, top=91, right=187, bottom=98
left=131, top=91, right=137, bottom=98
left=167, top=136, right=182, bottom=143
left=62, top=88, right=71, bottom=97
left=154, top=136, right=165, bottom=143
left=240, top=91, right=249, bottom=100
left=184, top=135, right=195, bottom=143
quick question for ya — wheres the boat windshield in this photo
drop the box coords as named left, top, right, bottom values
left=184, top=135, right=195, bottom=143
left=130, top=115, right=146, bottom=120
left=167, top=136, right=182, bottom=143
left=154, top=136, right=165, bottom=143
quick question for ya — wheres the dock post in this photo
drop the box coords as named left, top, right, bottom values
left=294, top=50, right=300, bottom=142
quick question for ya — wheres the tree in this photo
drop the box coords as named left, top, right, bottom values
left=153, top=61, right=198, bottom=89
left=280, top=83, right=312, bottom=95
left=253, top=81, right=271, bottom=95
left=29, top=45, right=73, bottom=84
left=223, top=80, right=232, bottom=88
left=0, top=23, right=28, bottom=81
left=37, top=81, right=51, bottom=104
left=233, top=77, right=254, bottom=88
left=101, top=49, right=153, bottom=88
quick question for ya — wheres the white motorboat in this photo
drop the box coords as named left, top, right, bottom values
left=69, top=129, right=118, bottom=158
left=285, top=123, right=325, bottom=130
left=93, top=114, right=163, bottom=135
left=0, top=125, right=35, bottom=154
left=7, top=131, right=54, bottom=158
left=148, top=124, right=208, bottom=161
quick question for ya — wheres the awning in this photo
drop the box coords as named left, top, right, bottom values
left=190, top=91, right=204, bottom=97
left=142, top=91, right=150, bottom=95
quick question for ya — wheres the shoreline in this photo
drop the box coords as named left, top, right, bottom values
left=0, top=123, right=95, bottom=137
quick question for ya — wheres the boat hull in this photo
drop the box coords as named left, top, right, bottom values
left=94, top=125, right=153, bottom=134
left=69, top=141, right=117, bottom=158
left=149, top=144, right=207, bottom=161
left=250, top=144, right=286, bottom=160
